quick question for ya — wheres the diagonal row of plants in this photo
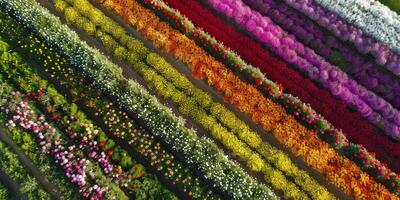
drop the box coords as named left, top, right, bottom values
left=0, top=9, right=224, bottom=200
left=49, top=0, right=338, bottom=199
left=0, top=0, right=276, bottom=199
left=92, top=0, right=399, bottom=198
left=0, top=33, right=181, bottom=199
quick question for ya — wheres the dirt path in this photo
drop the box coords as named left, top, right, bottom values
left=0, top=168, right=27, bottom=200
left=0, top=126, right=62, bottom=199
left=36, top=0, right=349, bottom=199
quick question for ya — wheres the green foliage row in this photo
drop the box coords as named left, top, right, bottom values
left=0, top=36, right=131, bottom=199
left=0, top=181, right=9, bottom=200
left=0, top=0, right=278, bottom=198
left=0, top=25, right=176, bottom=199
left=0, top=7, right=217, bottom=200
left=54, top=0, right=333, bottom=199
left=0, top=70, right=81, bottom=200
left=0, top=141, right=50, bottom=200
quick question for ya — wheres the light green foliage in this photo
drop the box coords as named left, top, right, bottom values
left=64, top=7, right=79, bottom=24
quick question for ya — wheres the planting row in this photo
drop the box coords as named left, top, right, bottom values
left=243, top=0, right=400, bottom=110
left=311, top=0, right=400, bottom=54
left=93, top=0, right=399, bottom=197
left=0, top=5, right=221, bottom=199
left=0, top=31, right=184, bottom=199
left=157, top=0, right=400, bottom=181
left=98, top=0, right=400, bottom=196
left=51, top=0, right=340, bottom=199
left=0, top=0, right=277, bottom=199
left=282, top=0, right=400, bottom=76
left=0, top=8, right=222, bottom=200
left=207, top=0, right=400, bottom=141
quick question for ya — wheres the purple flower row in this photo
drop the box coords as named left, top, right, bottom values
left=6, top=98, right=107, bottom=199
left=242, top=0, right=400, bottom=110
left=282, top=0, right=400, bottom=77
left=207, top=0, right=400, bottom=140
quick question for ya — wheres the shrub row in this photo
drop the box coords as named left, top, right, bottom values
left=151, top=0, right=400, bottom=183
left=0, top=0, right=277, bottom=199
left=0, top=8, right=217, bottom=198
left=95, top=0, right=399, bottom=198
left=53, top=0, right=336, bottom=198
left=0, top=24, right=180, bottom=199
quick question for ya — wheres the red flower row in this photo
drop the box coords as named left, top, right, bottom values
left=163, top=0, right=400, bottom=172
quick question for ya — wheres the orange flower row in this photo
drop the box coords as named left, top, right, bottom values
left=100, top=0, right=398, bottom=198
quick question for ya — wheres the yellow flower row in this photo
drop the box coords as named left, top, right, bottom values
left=53, top=0, right=329, bottom=198
left=97, top=0, right=398, bottom=198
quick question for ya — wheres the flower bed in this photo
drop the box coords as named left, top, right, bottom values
left=1, top=8, right=218, bottom=198
left=207, top=0, right=400, bottom=140
left=310, top=0, right=400, bottom=55
left=0, top=137, right=50, bottom=200
left=0, top=1, right=276, bottom=199
left=89, top=0, right=399, bottom=198
left=283, top=0, right=400, bottom=77
left=97, top=0, right=400, bottom=196
left=143, top=0, right=400, bottom=175
left=52, top=0, right=338, bottom=198
left=243, top=0, right=400, bottom=110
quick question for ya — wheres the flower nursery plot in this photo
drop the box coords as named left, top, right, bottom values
left=0, top=0, right=399, bottom=199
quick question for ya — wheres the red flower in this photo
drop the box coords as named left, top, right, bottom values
left=255, top=79, right=262, bottom=87
left=163, top=0, right=400, bottom=172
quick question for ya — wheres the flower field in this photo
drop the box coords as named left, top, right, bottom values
left=0, top=0, right=399, bottom=199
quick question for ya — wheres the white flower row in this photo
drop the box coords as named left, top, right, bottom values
left=314, top=0, right=400, bottom=53
left=0, top=0, right=278, bottom=199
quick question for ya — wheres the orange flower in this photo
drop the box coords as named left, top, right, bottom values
left=101, top=0, right=399, bottom=198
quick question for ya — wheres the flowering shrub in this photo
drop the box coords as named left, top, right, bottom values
left=137, top=0, right=400, bottom=176
left=207, top=0, right=400, bottom=140
left=243, top=0, right=400, bottom=110
left=0, top=138, right=50, bottom=200
left=17, top=25, right=218, bottom=199
left=0, top=1, right=277, bottom=199
left=51, top=1, right=336, bottom=198
left=94, top=0, right=400, bottom=197
left=0, top=31, right=180, bottom=199
left=311, top=0, right=400, bottom=55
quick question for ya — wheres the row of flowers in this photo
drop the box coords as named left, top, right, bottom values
left=5, top=95, right=122, bottom=199
left=0, top=17, right=192, bottom=199
left=243, top=0, right=400, bottom=110
left=13, top=8, right=219, bottom=197
left=0, top=65, right=81, bottom=199
left=283, top=0, right=400, bottom=74
left=96, top=0, right=399, bottom=197
left=157, top=0, right=400, bottom=174
left=378, top=0, right=400, bottom=14
left=0, top=1, right=277, bottom=199
left=0, top=32, right=176, bottom=199
left=0, top=130, right=50, bottom=200
left=312, top=0, right=400, bottom=55
left=53, top=0, right=336, bottom=198
left=0, top=83, right=51, bottom=200
left=207, top=0, right=400, bottom=141
left=103, top=0, right=400, bottom=195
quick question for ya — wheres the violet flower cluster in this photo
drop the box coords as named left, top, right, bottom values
left=5, top=95, right=107, bottom=199
left=283, top=0, right=400, bottom=76
left=207, top=0, right=400, bottom=140
left=242, top=0, right=400, bottom=109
